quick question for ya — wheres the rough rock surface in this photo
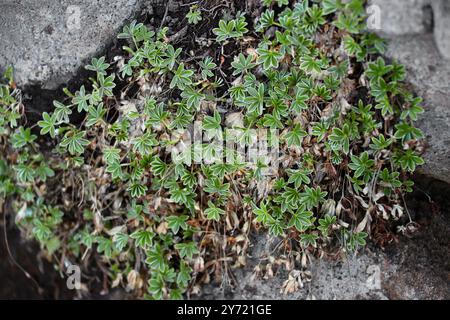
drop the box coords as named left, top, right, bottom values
left=368, top=0, right=432, bottom=35
left=432, top=0, right=450, bottom=60
left=369, top=0, right=450, bottom=60
left=0, top=0, right=145, bottom=89
left=384, top=35, right=450, bottom=184
left=369, top=0, right=450, bottom=183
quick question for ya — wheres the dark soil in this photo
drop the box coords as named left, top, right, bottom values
left=0, top=216, right=74, bottom=299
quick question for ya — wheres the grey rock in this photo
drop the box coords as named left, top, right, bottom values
left=368, top=0, right=431, bottom=35
left=433, top=0, right=450, bottom=60
left=369, top=0, right=450, bottom=61
left=383, top=34, right=450, bottom=184
left=0, top=0, right=146, bottom=89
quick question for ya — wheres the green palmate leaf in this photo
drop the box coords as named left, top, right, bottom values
left=333, top=12, right=361, bottom=34
left=170, top=63, right=194, bottom=89
left=177, top=260, right=192, bottom=288
left=204, top=177, right=230, bottom=197
left=344, top=231, right=368, bottom=251
left=95, top=74, right=116, bottom=97
left=203, top=110, right=222, bottom=132
left=291, top=90, right=309, bottom=113
left=118, top=20, right=148, bottom=41
left=96, top=237, right=113, bottom=258
left=375, top=96, right=393, bottom=117
left=145, top=102, right=169, bottom=127
left=348, top=151, right=375, bottom=181
left=256, top=44, right=284, bottom=70
left=313, top=84, right=332, bottom=101
left=369, top=134, right=392, bottom=151
left=231, top=53, right=256, bottom=76
left=253, top=201, right=273, bottom=224
left=262, top=113, right=283, bottom=129
left=401, top=97, right=424, bottom=121
left=394, top=122, right=423, bottom=142
left=103, top=147, right=121, bottom=164
left=181, top=171, right=196, bottom=189
left=257, top=10, right=275, bottom=31
left=186, top=6, right=202, bottom=25
left=86, top=103, right=106, bottom=126
left=175, top=242, right=199, bottom=260
left=366, top=57, right=393, bottom=81
left=164, top=45, right=182, bottom=71
left=150, top=156, right=167, bottom=176
left=166, top=215, right=189, bottom=234
left=145, top=244, right=166, bottom=271
left=147, top=275, right=164, bottom=300
left=394, top=150, right=424, bottom=172
left=305, top=5, right=326, bottom=32
left=213, top=19, right=236, bottom=42
left=113, top=233, right=129, bottom=251
left=10, top=127, right=37, bottom=148
left=322, top=0, right=343, bottom=15
left=301, top=186, right=327, bottom=210
left=343, top=35, right=362, bottom=57
left=318, top=215, right=337, bottom=236
left=38, top=112, right=57, bottom=138
left=132, top=131, right=157, bottom=156
left=85, top=56, right=110, bottom=75
left=32, top=220, right=52, bottom=241
left=35, top=163, right=55, bottom=182
left=60, top=130, right=90, bottom=155
left=72, top=85, right=90, bottom=112
left=300, top=233, right=319, bottom=247
left=288, top=207, right=314, bottom=232
left=14, top=163, right=34, bottom=183
left=245, top=83, right=265, bottom=115
left=209, top=163, right=237, bottom=179
left=287, top=167, right=312, bottom=188
left=181, top=87, right=204, bottom=111
left=276, top=0, right=289, bottom=7
left=204, top=201, right=225, bottom=221
left=130, top=229, right=155, bottom=248
left=328, top=124, right=351, bottom=154
left=106, top=161, right=123, bottom=180
left=282, top=187, right=303, bottom=206
left=169, top=185, right=195, bottom=207
left=199, top=56, right=216, bottom=79
left=127, top=182, right=148, bottom=198
left=387, top=60, right=405, bottom=80
left=53, top=100, right=72, bottom=124
left=300, top=54, right=323, bottom=74
left=312, top=121, right=329, bottom=142
left=267, top=219, right=284, bottom=236
left=379, top=168, right=402, bottom=190
left=370, top=78, right=392, bottom=101
left=76, top=228, right=94, bottom=249
left=284, top=124, right=307, bottom=147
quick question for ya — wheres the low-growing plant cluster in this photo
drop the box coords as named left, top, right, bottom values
left=0, top=0, right=425, bottom=299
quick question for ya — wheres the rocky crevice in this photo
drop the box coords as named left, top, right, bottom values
left=0, top=0, right=448, bottom=299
